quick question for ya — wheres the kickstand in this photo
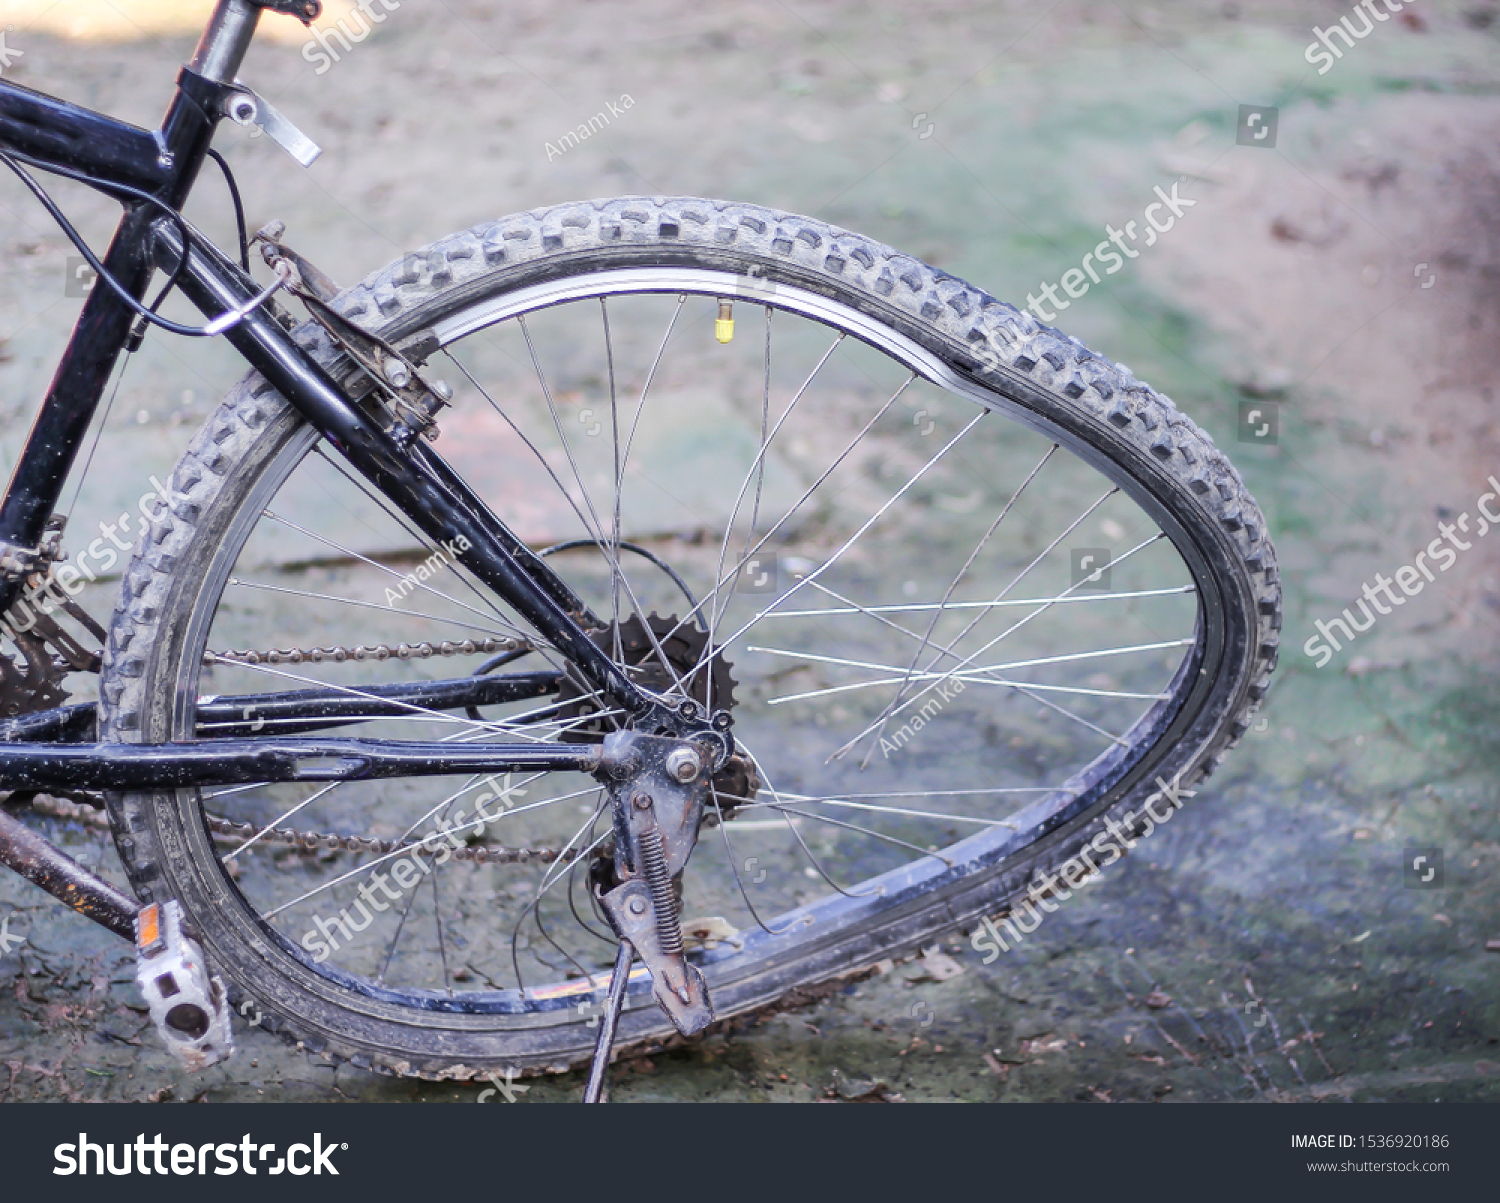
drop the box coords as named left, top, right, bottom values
left=582, top=941, right=634, bottom=1104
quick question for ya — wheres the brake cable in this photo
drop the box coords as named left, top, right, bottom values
left=0, top=148, right=281, bottom=338
left=205, top=146, right=251, bottom=272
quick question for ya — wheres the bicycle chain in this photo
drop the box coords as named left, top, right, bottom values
left=195, top=633, right=573, bottom=863
left=30, top=795, right=571, bottom=866
left=204, top=813, right=571, bottom=865
left=204, top=635, right=523, bottom=666
left=41, top=620, right=732, bottom=868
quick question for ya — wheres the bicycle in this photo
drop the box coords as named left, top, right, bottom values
left=0, top=0, right=1279, bottom=1098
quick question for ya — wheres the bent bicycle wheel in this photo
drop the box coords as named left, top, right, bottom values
left=99, top=197, right=1279, bottom=1077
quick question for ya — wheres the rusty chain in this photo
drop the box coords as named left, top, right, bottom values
left=26, top=619, right=732, bottom=867
left=30, top=794, right=574, bottom=866
left=192, top=634, right=574, bottom=862
left=204, top=635, right=524, bottom=666
left=204, top=813, right=571, bottom=865
left=29, top=628, right=573, bottom=865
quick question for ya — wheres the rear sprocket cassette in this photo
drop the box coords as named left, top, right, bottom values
left=555, top=612, right=737, bottom=741
left=555, top=612, right=758, bottom=811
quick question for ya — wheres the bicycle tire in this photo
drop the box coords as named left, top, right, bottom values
left=99, top=195, right=1280, bottom=1079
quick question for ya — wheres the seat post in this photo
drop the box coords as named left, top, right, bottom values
left=189, top=0, right=262, bottom=85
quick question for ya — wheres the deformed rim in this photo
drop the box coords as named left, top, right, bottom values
left=132, top=265, right=1230, bottom=1034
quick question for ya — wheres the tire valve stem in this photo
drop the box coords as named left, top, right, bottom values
left=639, top=827, right=683, bottom=961
left=715, top=299, right=734, bottom=344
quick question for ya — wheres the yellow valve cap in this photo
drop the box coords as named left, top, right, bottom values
left=715, top=317, right=735, bottom=343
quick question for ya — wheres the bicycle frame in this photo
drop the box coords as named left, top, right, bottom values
left=0, top=4, right=705, bottom=800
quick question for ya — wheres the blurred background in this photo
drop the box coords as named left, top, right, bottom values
left=0, top=0, right=1495, bottom=1102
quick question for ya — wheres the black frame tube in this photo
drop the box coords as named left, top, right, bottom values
left=194, top=670, right=561, bottom=738
left=153, top=220, right=655, bottom=717
left=0, top=737, right=598, bottom=792
left=0, top=4, right=702, bottom=795
left=0, top=33, right=670, bottom=724
left=0, top=199, right=158, bottom=584
left=0, top=80, right=173, bottom=195
left=0, top=672, right=562, bottom=743
left=0, top=62, right=224, bottom=611
left=0, top=806, right=140, bottom=939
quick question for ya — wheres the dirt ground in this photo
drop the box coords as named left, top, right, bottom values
left=0, top=0, right=1497, bottom=1103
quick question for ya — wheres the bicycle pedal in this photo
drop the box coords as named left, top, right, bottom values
left=135, top=901, right=234, bottom=1071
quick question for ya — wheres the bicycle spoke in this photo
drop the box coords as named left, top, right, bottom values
left=738, top=748, right=880, bottom=899
left=375, top=874, right=422, bottom=986
left=601, top=297, right=624, bottom=664
left=432, top=835, right=453, bottom=997
left=1003, top=683, right=1128, bottom=748
left=750, top=800, right=954, bottom=868
left=446, top=329, right=690, bottom=697
left=831, top=507, right=1158, bottom=763
left=261, top=776, right=591, bottom=921
left=309, top=445, right=533, bottom=638
left=202, top=783, right=265, bottom=803
left=670, top=404, right=986, bottom=697
left=634, top=371, right=919, bottom=695
left=761, top=573, right=1184, bottom=703
left=706, top=778, right=801, bottom=937
left=747, top=305, right=773, bottom=531
left=228, top=577, right=515, bottom=641
left=221, top=780, right=346, bottom=863
left=262, top=509, right=523, bottom=638
left=865, top=442, right=1058, bottom=750
left=767, top=675, right=1168, bottom=703
left=510, top=824, right=612, bottom=992
left=752, top=638, right=1189, bottom=688
left=520, top=312, right=692, bottom=695
left=848, top=485, right=1121, bottom=766
left=732, top=793, right=1015, bottom=828
left=763, top=583, right=1196, bottom=618
left=706, top=329, right=845, bottom=659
